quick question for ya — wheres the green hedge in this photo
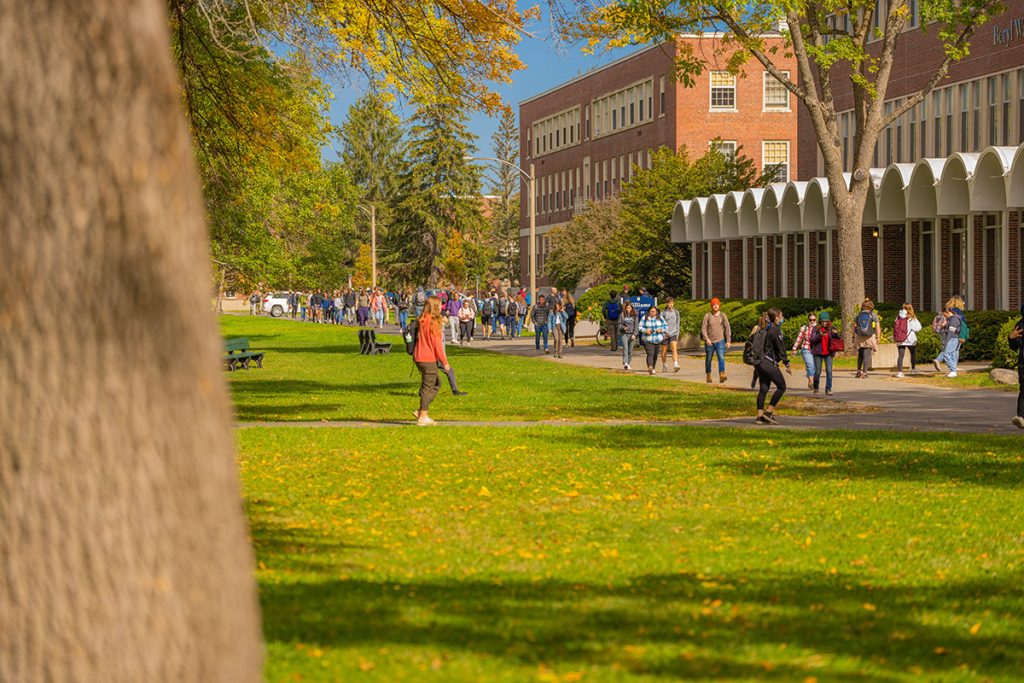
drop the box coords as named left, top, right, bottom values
left=959, top=310, right=1019, bottom=361
left=992, top=318, right=1021, bottom=369
left=576, top=284, right=624, bottom=322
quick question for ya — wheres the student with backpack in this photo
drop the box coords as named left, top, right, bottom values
left=550, top=301, right=568, bottom=358
left=564, top=292, right=578, bottom=347
left=933, top=297, right=965, bottom=377
left=602, top=291, right=622, bottom=352
left=894, top=303, right=923, bottom=377
left=808, top=311, right=841, bottom=395
left=480, top=292, right=496, bottom=340
left=853, top=299, right=880, bottom=378
left=660, top=297, right=682, bottom=372
left=1007, top=304, right=1024, bottom=428
left=791, top=312, right=818, bottom=390
left=617, top=302, right=639, bottom=370
left=701, top=297, right=732, bottom=384
left=638, top=305, right=668, bottom=375
left=750, top=308, right=792, bottom=424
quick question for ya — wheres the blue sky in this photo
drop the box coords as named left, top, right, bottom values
left=322, top=12, right=639, bottom=182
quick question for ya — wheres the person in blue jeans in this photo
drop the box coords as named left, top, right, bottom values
left=701, top=297, right=732, bottom=383
left=531, top=294, right=551, bottom=353
left=791, top=312, right=818, bottom=390
left=617, top=303, right=639, bottom=370
left=933, top=297, right=964, bottom=377
left=809, top=311, right=840, bottom=395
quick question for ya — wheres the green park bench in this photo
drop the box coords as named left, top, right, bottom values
left=224, top=337, right=265, bottom=371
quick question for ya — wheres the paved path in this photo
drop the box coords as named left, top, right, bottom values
left=232, top=313, right=1021, bottom=435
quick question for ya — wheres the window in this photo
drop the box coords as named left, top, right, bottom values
left=659, top=76, right=666, bottom=115
left=710, top=72, right=736, bottom=110
left=711, top=140, right=737, bottom=157
left=763, top=140, right=790, bottom=182
left=945, top=88, right=953, bottom=154
left=1002, top=73, right=1011, bottom=145
left=531, top=106, right=581, bottom=156
left=1019, top=71, right=1024, bottom=145
left=989, top=76, right=998, bottom=146
left=933, top=90, right=942, bottom=155
left=908, top=0, right=918, bottom=27
left=919, top=100, right=927, bottom=157
left=960, top=84, right=969, bottom=151
left=908, top=109, right=916, bottom=165
left=763, top=71, right=790, bottom=110
left=630, top=101, right=635, bottom=125
left=895, top=101, right=903, bottom=163
left=884, top=101, right=893, bottom=166
left=973, top=81, right=981, bottom=149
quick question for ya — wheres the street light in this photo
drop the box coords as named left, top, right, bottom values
left=465, top=155, right=536, bottom=306
left=356, top=203, right=377, bottom=289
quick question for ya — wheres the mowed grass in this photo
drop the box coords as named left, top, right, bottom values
left=221, top=316, right=788, bottom=423
left=240, top=426, right=1024, bottom=682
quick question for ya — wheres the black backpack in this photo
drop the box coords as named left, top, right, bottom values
left=403, top=319, right=419, bottom=355
left=482, top=299, right=494, bottom=316
left=743, top=328, right=767, bottom=365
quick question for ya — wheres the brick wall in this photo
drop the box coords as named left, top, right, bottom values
left=831, top=235, right=840, bottom=300
left=786, top=234, right=796, bottom=295
left=882, top=224, right=906, bottom=304
left=939, top=218, right=952, bottom=303
left=765, top=236, right=776, bottom=297
left=910, top=221, right=921, bottom=308
left=728, top=239, right=744, bottom=297
left=973, top=214, right=985, bottom=310
left=693, top=242, right=705, bottom=298
left=862, top=227, right=879, bottom=301
left=711, top=240, right=726, bottom=297
left=746, top=238, right=757, bottom=298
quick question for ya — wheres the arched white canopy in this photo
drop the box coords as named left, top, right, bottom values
left=670, top=143, right=1024, bottom=243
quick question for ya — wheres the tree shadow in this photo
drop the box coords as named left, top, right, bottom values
left=257, top=568, right=1024, bottom=679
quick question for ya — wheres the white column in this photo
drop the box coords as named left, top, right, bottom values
left=742, top=238, right=749, bottom=298
left=905, top=221, right=913, bottom=303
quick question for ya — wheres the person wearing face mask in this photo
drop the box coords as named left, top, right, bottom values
left=1008, top=304, right=1024, bottom=429
left=750, top=308, right=791, bottom=424
left=894, top=303, right=923, bottom=378
left=791, top=312, right=818, bottom=390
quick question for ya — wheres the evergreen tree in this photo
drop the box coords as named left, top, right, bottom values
left=387, top=101, right=486, bottom=286
left=488, top=107, right=521, bottom=282
left=339, top=90, right=405, bottom=232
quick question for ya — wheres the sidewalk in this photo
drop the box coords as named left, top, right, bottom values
left=474, top=330, right=1021, bottom=435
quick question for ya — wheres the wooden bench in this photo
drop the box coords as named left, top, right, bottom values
left=224, top=337, right=265, bottom=371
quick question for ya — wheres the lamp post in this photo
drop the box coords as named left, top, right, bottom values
left=465, top=155, right=536, bottom=306
left=356, top=203, right=376, bottom=289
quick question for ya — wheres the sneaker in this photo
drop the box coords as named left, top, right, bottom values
left=933, top=359, right=942, bottom=372
left=662, top=364, right=668, bottom=372
left=1012, top=416, right=1024, bottom=429
left=825, top=389, right=834, bottom=396
left=453, top=390, right=468, bottom=396
left=861, top=372, right=869, bottom=379
left=813, top=388, right=819, bottom=394
left=649, top=368, right=655, bottom=375
left=946, top=371, right=958, bottom=378
left=544, top=349, right=551, bottom=354
left=855, top=371, right=863, bottom=378
left=755, top=415, right=771, bottom=425
left=416, top=416, right=436, bottom=426
left=762, top=413, right=779, bottom=425
left=674, top=364, right=680, bottom=372
left=807, top=377, right=813, bottom=389
left=896, top=372, right=904, bottom=378
left=623, top=364, right=629, bottom=370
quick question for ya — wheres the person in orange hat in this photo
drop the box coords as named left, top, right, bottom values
left=701, top=297, right=732, bottom=383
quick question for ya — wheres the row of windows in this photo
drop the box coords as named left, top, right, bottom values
left=823, top=0, right=920, bottom=45
left=530, top=106, right=580, bottom=157
left=710, top=140, right=791, bottom=182
left=592, top=78, right=659, bottom=139
left=832, top=68, right=1024, bottom=173
left=709, top=71, right=791, bottom=112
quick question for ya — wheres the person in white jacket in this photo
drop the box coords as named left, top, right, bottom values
left=894, top=303, right=923, bottom=378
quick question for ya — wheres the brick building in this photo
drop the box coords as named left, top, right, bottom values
left=676, top=0, right=1024, bottom=312
left=518, top=35, right=798, bottom=289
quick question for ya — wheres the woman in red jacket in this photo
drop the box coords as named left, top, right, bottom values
left=413, top=296, right=449, bottom=426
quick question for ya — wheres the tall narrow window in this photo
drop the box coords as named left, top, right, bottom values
left=710, top=72, right=737, bottom=110
left=933, top=90, right=942, bottom=155
left=960, top=83, right=969, bottom=151
left=945, top=88, right=953, bottom=154
left=895, top=102, right=903, bottom=163
left=920, top=100, right=927, bottom=157
left=630, top=101, right=635, bottom=125
left=884, top=101, right=894, bottom=166
left=1019, top=70, right=1024, bottom=145
left=973, top=81, right=981, bottom=149
left=989, top=76, right=998, bottom=146
left=762, top=140, right=790, bottom=182
left=612, top=109, right=617, bottom=130
left=1002, top=73, right=1011, bottom=145
left=659, top=76, right=666, bottom=115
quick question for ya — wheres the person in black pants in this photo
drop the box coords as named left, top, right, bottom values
left=1008, top=304, right=1024, bottom=429
left=753, top=308, right=792, bottom=425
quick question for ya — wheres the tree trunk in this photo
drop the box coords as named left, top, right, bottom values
left=833, top=181, right=871, bottom=346
left=0, top=1, right=262, bottom=680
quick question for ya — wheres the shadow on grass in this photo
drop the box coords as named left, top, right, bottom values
left=258, top=568, right=1024, bottom=679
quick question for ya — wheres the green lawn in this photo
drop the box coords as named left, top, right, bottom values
left=221, top=316, right=824, bottom=423
left=240, top=426, right=1024, bottom=682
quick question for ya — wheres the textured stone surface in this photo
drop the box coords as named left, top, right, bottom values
left=990, top=368, right=1020, bottom=385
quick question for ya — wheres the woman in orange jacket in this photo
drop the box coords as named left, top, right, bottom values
left=413, top=296, right=449, bottom=426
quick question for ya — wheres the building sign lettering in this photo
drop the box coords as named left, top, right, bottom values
left=993, top=16, right=1024, bottom=46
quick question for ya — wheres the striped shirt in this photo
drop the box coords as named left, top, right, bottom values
left=792, top=324, right=814, bottom=352
left=638, top=316, right=668, bottom=344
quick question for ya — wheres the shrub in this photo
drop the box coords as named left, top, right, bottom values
left=576, top=284, right=624, bottom=322
left=960, top=310, right=1019, bottom=361
left=991, top=318, right=1020, bottom=369
left=762, top=297, right=834, bottom=319
left=913, top=323, right=943, bottom=363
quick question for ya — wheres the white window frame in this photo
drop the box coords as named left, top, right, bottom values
left=763, top=71, right=791, bottom=112
left=709, top=71, right=737, bottom=112
left=762, top=140, right=790, bottom=182
left=710, top=140, right=737, bottom=157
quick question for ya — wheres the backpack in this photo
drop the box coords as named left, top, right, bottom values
left=743, top=328, right=768, bottom=365
left=481, top=299, right=494, bottom=316
left=414, top=291, right=426, bottom=306
left=604, top=300, right=621, bottom=321
left=958, top=316, right=970, bottom=342
left=931, top=314, right=945, bottom=334
left=893, top=316, right=909, bottom=343
left=403, top=319, right=419, bottom=355
left=565, top=302, right=576, bottom=317
left=855, top=311, right=874, bottom=337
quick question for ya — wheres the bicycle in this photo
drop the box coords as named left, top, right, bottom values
left=595, top=324, right=611, bottom=347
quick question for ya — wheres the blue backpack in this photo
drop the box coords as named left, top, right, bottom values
left=604, top=300, right=621, bottom=321
left=855, top=311, right=874, bottom=337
